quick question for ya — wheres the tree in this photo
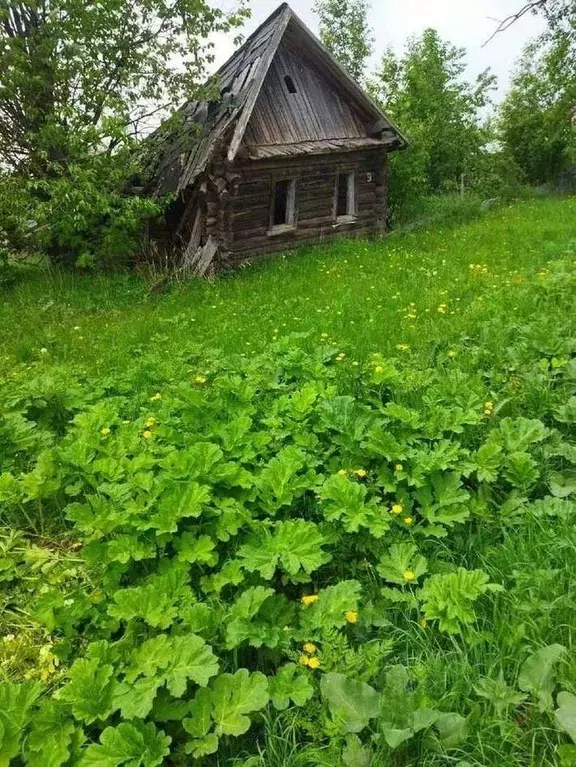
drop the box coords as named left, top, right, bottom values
left=499, top=32, right=575, bottom=185
left=0, top=0, right=248, bottom=266
left=372, top=29, right=496, bottom=219
left=314, top=0, right=373, bottom=81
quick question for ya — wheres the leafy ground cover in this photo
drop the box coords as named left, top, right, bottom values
left=0, top=196, right=575, bottom=766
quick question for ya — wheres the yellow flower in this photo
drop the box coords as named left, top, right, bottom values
left=404, top=516, right=414, bottom=526
left=307, top=656, right=321, bottom=669
left=303, top=642, right=317, bottom=654
left=301, top=594, right=319, bottom=606
left=394, top=464, right=403, bottom=472
left=144, top=417, right=157, bottom=428
left=354, top=469, right=367, bottom=478
left=336, top=353, right=346, bottom=361
left=437, top=306, right=447, bottom=314
left=345, top=610, right=358, bottom=624
left=321, top=333, right=329, bottom=338
left=391, top=503, right=403, bottom=515
left=142, top=430, right=153, bottom=440
left=396, top=343, right=410, bottom=351
left=150, top=392, right=162, bottom=401
left=338, top=469, right=348, bottom=477
left=484, top=401, right=494, bottom=411
left=100, top=427, right=111, bottom=437
left=299, top=654, right=310, bottom=666
left=374, top=365, right=384, bottom=374
left=448, top=350, right=458, bottom=357
left=403, top=570, right=415, bottom=582
left=194, top=375, right=207, bottom=384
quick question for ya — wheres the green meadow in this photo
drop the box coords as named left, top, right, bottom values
left=0, top=196, right=575, bottom=766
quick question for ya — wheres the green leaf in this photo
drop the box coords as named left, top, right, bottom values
left=434, top=712, right=469, bottom=747
left=382, top=726, right=413, bottom=748
left=518, top=644, right=566, bottom=711
left=24, top=698, right=78, bottom=767
left=185, top=733, right=219, bottom=759
left=556, top=692, right=576, bottom=743
left=269, top=663, right=314, bottom=710
left=414, top=472, right=470, bottom=527
left=474, top=441, right=503, bottom=483
left=106, top=535, right=156, bottom=564
left=143, top=481, right=211, bottom=534
left=320, top=673, right=380, bottom=733
left=238, top=520, right=331, bottom=580
left=175, top=533, right=218, bottom=566
left=183, top=688, right=213, bottom=738
left=255, top=446, right=313, bottom=513
left=377, top=543, right=427, bottom=585
left=211, top=669, right=269, bottom=737
left=342, top=734, right=372, bottom=767
left=0, top=681, right=42, bottom=764
left=58, top=658, right=116, bottom=724
left=164, top=634, right=219, bottom=696
left=109, top=561, right=192, bottom=629
left=112, top=677, right=162, bottom=720
left=499, top=417, right=548, bottom=453
left=127, top=633, right=218, bottom=695
left=300, top=580, right=362, bottom=635
left=161, top=442, right=223, bottom=480
left=319, top=474, right=388, bottom=536
left=225, top=586, right=279, bottom=649
left=420, top=568, right=500, bottom=634
left=504, top=452, right=539, bottom=489
left=80, top=721, right=170, bottom=767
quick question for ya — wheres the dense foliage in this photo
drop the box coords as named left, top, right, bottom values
left=499, top=31, right=575, bottom=186
left=1, top=199, right=575, bottom=765
left=0, top=0, right=248, bottom=267
left=313, top=0, right=373, bottom=81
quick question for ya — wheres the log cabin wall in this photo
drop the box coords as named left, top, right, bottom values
left=225, top=148, right=388, bottom=263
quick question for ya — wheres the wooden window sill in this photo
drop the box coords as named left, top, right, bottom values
left=268, top=225, right=296, bottom=237
left=333, top=216, right=357, bottom=228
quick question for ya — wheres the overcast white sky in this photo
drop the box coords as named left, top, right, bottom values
left=211, top=0, right=545, bottom=105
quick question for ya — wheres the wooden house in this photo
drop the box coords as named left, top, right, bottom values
left=145, top=2, right=407, bottom=274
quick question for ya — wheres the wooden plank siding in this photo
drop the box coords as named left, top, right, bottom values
left=223, top=148, right=388, bottom=263
left=244, top=39, right=369, bottom=148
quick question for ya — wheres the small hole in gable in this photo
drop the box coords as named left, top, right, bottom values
left=284, top=75, right=297, bottom=94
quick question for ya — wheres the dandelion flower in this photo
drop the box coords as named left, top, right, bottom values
left=392, top=503, right=403, bottom=515
left=375, top=365, right=384, bottom=374
left=307, top=656, right=321, bottom=669
left=354, top=469, right=367, bottom=478
left=150, top=392, right=162, bottom=401
left=100, top=427, right=111, bottom=437
left=447, top=350, right=457, bottom=357
left=303, top=642, right=317, bottom=654
left=298, top=654, right=309, bottom=666
left=404, top=516, right=414, bottom=526
left=194, top=375, right=207, bottom=384
left=301, top=594, right=319, bottom=606
left=396, top=343, right=410, bottom=352
left=338, top=469, right=348, bottom=477
left=403, top=570, right=415, bottom=582
left=142, top=430, right=153, bottom=440
left=394, top=464, right=403, bottom=472
left=345, top=610, right=358, bottom=624
left=145, top=417, right=157, bottom=428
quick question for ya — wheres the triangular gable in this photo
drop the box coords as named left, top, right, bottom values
left=146, top=3, right=406, bottom=195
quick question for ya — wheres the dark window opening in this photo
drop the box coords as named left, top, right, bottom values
left=272, top=179, right=295, bottom=227
left=284, top=75, right=297, bottom=94
left=336, top=172, right=355, bottom=218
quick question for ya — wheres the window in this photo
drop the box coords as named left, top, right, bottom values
left=335, top=172, right=356, bottom=219
left=284, top=75, right=297, bottom=94
left=271, top=179, right=296, bottom=230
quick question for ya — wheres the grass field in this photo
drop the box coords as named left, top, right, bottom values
left=0, top=196, right=575, bottom=766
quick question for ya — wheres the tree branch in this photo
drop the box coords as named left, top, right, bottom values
left=482, top=0, right=547, bottom=47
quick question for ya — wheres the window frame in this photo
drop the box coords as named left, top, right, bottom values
left=269, top=177, right=297, bottom=235
left=334, top=171, right=357, bottom=222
